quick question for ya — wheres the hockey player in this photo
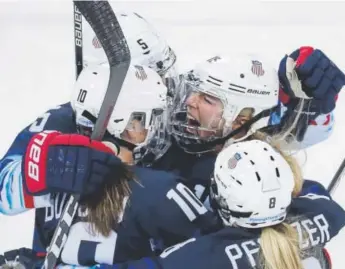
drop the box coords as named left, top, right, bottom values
left=90, top=140, right=345, bottom=269
left=158, top=48, right=345, bottom=204
left=2, top=140, right=344, bottom=269
left=0, top=43, right=342, bottom=261
left=1, top=64, right=218, bottom=265
left=167, top=47, right=343, bottom=155
left=66, top=140, right=345, bottom=269
left=0, top=8, right=178, bottom=214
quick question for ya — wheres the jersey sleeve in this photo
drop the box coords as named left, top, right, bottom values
left=0, top=103, right=75, bottom=215
left=56, top=238, right=199, bottom=269
left=291, top=192, right=345, bottom=241
left=299, top=179, right=331, bottom=198
left=296, top=113, right=334, bottom=149
left=295, top=179, right=345, bottom=239
left=273, top=102, right=334, bottom=150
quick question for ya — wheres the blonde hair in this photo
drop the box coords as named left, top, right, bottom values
left=260, top=223, right=303, bottom=269
left=251, top=131, right=303, bottom=196
left=238, top=107, right=255, bottom=118
left=251, top=131, right=304, bottom=269
left=83, top=163, right=134, bottom=237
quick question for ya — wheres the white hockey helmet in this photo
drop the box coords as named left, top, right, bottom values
left=70, top=64, right=170, bottom=161
left=169, top=54, right=279, bottom=153
left=83, top=11, right=177, bottom=78
left=210, top=140, right=295, bottom=228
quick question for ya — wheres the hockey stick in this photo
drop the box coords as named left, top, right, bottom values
left=327, top=158, right=345, bottom=195
left=31, top=4, right=86, bottom=259
left=73, top=3, right=83, bottom=78
left=42, top=1, right=131, bottom=268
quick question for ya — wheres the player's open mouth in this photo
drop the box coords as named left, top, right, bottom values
left=187, top=115, right=201, bottom=127
left=185, top=114, right=201, bottom=135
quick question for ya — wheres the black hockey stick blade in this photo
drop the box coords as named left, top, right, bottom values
left=42, top=1, right=131, bottom=268
left=74, top=0, right=131, bottom=141
left=73, top=3, right=83, bottom=78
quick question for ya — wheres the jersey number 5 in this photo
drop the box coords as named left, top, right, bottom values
left=137, top=39, right=149, bottom=50
left=167, top=183, right=207, bottom=221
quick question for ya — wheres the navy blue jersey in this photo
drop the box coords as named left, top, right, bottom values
left=86, top=193, right=345, bottom=269
left=55, top=166, right=217, bottom=265
left=150, top=140, right=216, bottom=191
left=0, top=103, right=76, bottom=215
left=0, top=101, right=334, bottom=214
left=0, top=102, right=341, bottom=268
left=0, top=103, right=217, bottom=263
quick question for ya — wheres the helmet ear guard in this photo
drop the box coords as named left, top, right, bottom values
left=210, top=176, right=253, bottom=226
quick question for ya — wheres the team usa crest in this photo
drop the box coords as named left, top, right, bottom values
left=251, top=60, right=265, bottom=77
left=134, top=65, right=148, bottom=80
left=228, top=153, right=242, bottom=169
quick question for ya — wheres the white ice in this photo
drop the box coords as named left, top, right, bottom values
left=0, top=0, right=344, bottom=267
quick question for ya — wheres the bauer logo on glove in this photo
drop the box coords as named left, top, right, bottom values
left=23, top=131, right=122, bottom=197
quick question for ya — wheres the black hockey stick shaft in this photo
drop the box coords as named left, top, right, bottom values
left=327, top=157, right=345, bottom=195
left=36, top=4, right=85, bottom=265
left=42, top=1, right=131, bottom=268
left=73, top=3, right=83, bottom=78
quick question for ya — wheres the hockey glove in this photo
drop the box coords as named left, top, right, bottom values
left=23, top=131, right=121, bottom=197
left=279, top=46, right=345, bottom=114
left=0, top=248, right=43, bottom=269
left=277, top=46, right=345, bottom=141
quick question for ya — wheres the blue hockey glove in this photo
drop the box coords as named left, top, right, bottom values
left=23, top=131, right=121, bottom=198
left=279, top=46, right=345, bottom=114
left=277, top=46, right=345, bottom=141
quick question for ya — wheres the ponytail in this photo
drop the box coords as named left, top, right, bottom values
left=84, top=162, right=134, bottom=237
left=252, top=131, right=305, bottom=269
left=260, top=223, right=303, bottom=269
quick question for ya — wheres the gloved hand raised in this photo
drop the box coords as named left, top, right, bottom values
left=23, top=131, right=121, bottom=198
left=278, top=46, right=345, bottom=114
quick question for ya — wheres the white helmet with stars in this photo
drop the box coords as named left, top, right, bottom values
left=83, top=11, right=177, bottom=77
left=211, top=140, right=295, bottom=228
left=169, top=54, right=280, bottom=153
left=70, top=64, right=170, bottom=161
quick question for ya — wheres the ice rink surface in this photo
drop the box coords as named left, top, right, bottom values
left=0, top=0, right=344, bottom=267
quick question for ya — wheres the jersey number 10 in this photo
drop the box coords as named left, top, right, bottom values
left=167, top=183, right=208, bottom=221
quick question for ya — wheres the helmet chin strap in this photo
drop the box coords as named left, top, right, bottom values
left=80, top=110, right=136, bottom=151
left=206, top=104, right=280, bottom=148
left=173, top=104, right=279, bottom=155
